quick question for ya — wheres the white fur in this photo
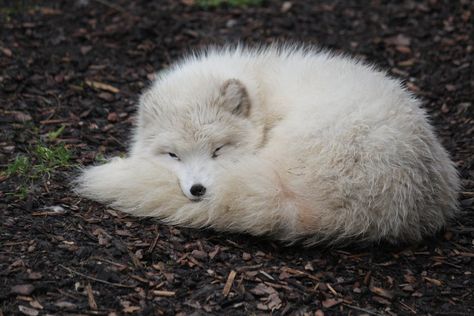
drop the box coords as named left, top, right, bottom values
left=75, top=45, right=460, bottom=245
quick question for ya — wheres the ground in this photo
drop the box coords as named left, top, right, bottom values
left=1, top=0, right=473, bottom=315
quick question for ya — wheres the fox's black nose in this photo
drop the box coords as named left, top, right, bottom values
left=190, top=184, right=206, bottom=197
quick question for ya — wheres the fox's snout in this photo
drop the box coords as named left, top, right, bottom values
left=176, top=164, right=212, bottom=201
left=190, top=183, right=206, bottom=198
left=182, top=183, right=207, bottom=201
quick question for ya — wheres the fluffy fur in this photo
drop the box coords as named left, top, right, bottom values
left=76, top=45, right=460, bottom=245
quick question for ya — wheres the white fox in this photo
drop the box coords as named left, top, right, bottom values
left=76, top=45, right=460, bottom=245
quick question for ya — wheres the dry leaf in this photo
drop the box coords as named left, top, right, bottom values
left=404, top=273, right=416, bottom=284
left=99, top=92, right=115, bottom=102
left=18, top=305, right=38, bottom=316
left=191, top=250, right=208, bottom=260
left=123, top=305, right=141, bottom=313
left=396, top=45, right=412, bottom=54
left=402, top=284, right=415, bottom=292
left=54, top=301, right=77, bottom=309
left=12, top=111, right=32, bottom=122
left=250, top=283, right=277, bottom=296
left=242, top=252, right=251, bottom=260
left=304, top=262, right=314, bottom=271
left=265, top=292, right=282, bottom=310
left=398, top=59, right=415, bottom=66
left=256, top=303, right=269, bottom=311
left=11, top=284, right=35, bottom=295
left=1, top=47, right=12, bottom=57
left=281, top=1, right=292, bottom=12
left=424, top=277, right=442, bottom=286
left=385, top=34, right=411, bottom=46
left=370, top=286, right=394, bottom=300
left=38, top=7, right=62, bottom=15
left=29, top=300, right=43, bottom=310
left=121, top=300, right=141, bottom=313
left=445, top=84, right=456, bottom=92
left=372, top=296, right=391, bottom=305
left=80, top=46, right=92, bottom=55
left=322, top=298, right=342, bottom=308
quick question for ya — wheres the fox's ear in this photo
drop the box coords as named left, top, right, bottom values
left=220, top=79, right=251, bottom=117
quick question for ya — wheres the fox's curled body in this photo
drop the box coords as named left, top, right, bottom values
left=76, top=45, right=460, bottom=245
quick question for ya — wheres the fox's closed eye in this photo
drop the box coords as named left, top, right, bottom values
left=168, top=152, right=180, bottom=160
left=212, top=145, right=227, bottom=158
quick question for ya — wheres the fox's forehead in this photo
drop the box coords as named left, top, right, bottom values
left=151, top=108, right=238, bottom=148
left=154, top=104, right=227, bottom=131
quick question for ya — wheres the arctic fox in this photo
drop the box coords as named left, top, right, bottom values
left=76, top=45, right=460, bottom=245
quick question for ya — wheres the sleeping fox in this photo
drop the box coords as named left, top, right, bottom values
left=76, top=45, right=460, bottom=245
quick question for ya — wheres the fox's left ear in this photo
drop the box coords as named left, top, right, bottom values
left=220, top=79, right=251, bottom=117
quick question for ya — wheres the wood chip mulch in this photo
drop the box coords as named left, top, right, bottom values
left=1, top=0, right=473, bottom=315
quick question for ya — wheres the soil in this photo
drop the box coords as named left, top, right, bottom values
left=1, top=0, right=473, bottom=315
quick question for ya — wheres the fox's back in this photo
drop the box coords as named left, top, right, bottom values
left=174, top=46, right=417, bottom=124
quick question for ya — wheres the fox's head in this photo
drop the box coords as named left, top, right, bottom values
left=131, top=76, right=264, bottom=201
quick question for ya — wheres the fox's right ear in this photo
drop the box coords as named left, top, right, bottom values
left=220, top=79, right=251, bottom=117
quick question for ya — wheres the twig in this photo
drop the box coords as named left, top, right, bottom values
left=343, top=303, right=383, bottom=316
left=147, top=230, right=160, bottom=253
left=223, top=270, right=237, bottom=297
left=59, top=264, right=135, bottom=288
left=89, top=256, right=127, bottom=269
left=153, top=290, right=175, bottom=297
left=399, top=301, right=417, bottom=314
left=86, top=283, right=98, bottom=310
left=91, top=0, right=128, bottom=14
left=326, top=283, right=339, bottom=296
left=259, top=270, right=275, bottom=281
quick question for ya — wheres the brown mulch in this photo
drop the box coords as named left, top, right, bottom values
left=1, top=0, right=473, bottom=315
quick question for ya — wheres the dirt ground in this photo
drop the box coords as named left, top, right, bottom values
left=1, top=0, right=473, bottom=315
